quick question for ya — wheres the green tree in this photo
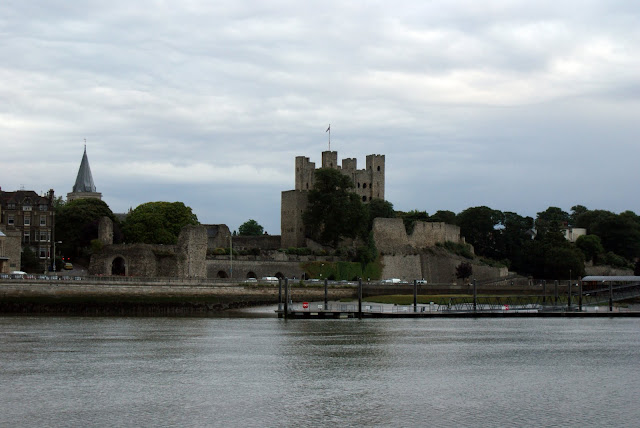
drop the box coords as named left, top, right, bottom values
left=535, top=207, right=570, bottom=234
left=455, top=262, right=473, bottom=282
left=575, top=234, right=604, bottom=264
left=122, top=201, right=199, bottom=244
left=55, top=198, right=119, bottom=261
left=521, top=229, right=585, bottom=279
left=497, top=211, right=534, bottom=271
left=455, top=206, right=503, bottom=259
left=238, top=219, right=264, bottom=236
left=302, top=168, right=367, bottom=247
left=429, top=210, right=456, bottom=224
left=20, top=247, right=41, bottom=273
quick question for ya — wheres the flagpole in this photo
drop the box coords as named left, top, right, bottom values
left=326, top=124, right=331, bottom=151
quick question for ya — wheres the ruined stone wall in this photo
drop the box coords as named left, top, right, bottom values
left=372, top=218, right=411, bottom=254
left=233, top=235, right=282, bottom=250
left=89, top=244, right=173, bottom=277
left=381, top=252, right=508, bottom=283
left=373, top=218, right=464, bottom=254
left=98, top=216, right=113, bottom=245
left=177, top=225, right=208, bottom=278
left=281, top=190, right=308, bottom=248
left=207, top=259, right=307, bottom=280
left=409, top=222, right=462, bottom=248
left=204, top=224, right=232, bottom=249
left=90, top=225, right=208, bottom=278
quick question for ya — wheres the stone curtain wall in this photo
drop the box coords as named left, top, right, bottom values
left=373, top=218, right=464, bottom=254
left=206, top=259, right=307, bottom=280
left=381, top=253, right=508, bottom=283
left=177, top=225, right=208, bottom=278
left=90, top=225, right=208, bottom=278
left=232, top=235, right=282, bottom=251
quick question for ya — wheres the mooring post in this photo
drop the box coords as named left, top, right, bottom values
left=578, top=279, right=583, bottom=311
left=358, top=278, right=362, bottom=319
left=413, top=280, right=418, bottom=313
left=473, top=279, right=477, bottom=313
left=278, top=278, right=282, bottom=313
left=554, top=280, right=558, bottom=305
left=609, top=281, right=613, bottom=312
left=542, top=280, right=546, bottom=304
left=284, top=277, right=289, bottom=318
left=567, top=279, right=572, bottom=310
left=324, top=278, right=328, bottom=311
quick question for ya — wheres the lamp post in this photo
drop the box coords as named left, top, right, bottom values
left=52, top=241, right=61, bottom=272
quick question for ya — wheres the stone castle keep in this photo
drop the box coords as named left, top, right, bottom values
left=281, top=151, right=385, bottom=247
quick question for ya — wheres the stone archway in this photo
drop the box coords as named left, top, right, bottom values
left=275, top=272, right=284, bottom=279
left=217, top=270, right=228, bottom=278
left=112, top=256, right=126, bottom=276
left=246, top=271, right=257, bottom=279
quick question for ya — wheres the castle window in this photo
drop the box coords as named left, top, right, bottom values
left=362, top=196, right=366, bottom=202
left=306, top=183, right=309, bottom=189
left=377, top=166, right=380, bottom=171
left=363, top=183, right=367, bottom=189
left=357, top=182, right=360, bottom=188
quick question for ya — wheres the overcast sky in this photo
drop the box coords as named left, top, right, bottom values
left=2, top=1, right=639, bottom=234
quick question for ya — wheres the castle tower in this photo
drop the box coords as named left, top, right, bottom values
left=281, top=150, right=386, bottom=248
left=67, top=146, right=102, bottom=202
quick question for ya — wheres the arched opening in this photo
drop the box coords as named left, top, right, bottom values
left=246, top=271, right=257, bottom=279
left=111, top=257, right=126, bottom=276
left=363, top=183, right=367, bottom=189
left=377, top=165, right=381, bottom=171
left=302, top=272, right=310, bottom=280
left=217, top=270, right=228, bottom=278
left=275, top=272, right=284, bottom=279
left=362, top=196, right=366, bottom=202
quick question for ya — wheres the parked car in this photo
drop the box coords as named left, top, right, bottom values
left=63, top=262, right=73, bottom=270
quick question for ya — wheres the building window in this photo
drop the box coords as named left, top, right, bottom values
left=40, top=231, right=49, bottom=242
left=39, top=248, right=47, bottom=258
left=363, top=183, right=367, bottom=189
left=40, top=215, right=47, bottom=226
left=39, top=204, right=48, bottom=211
left=23, top=231, right=30, bottom=243
left=8, top=203, right=15, bottom=209
left=8, top=215, right=14, bottom=225
left=24, top=216, right=31, bottom=226
left=23, top=205, right=32, bottom=211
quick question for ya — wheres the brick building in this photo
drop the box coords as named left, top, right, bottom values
left=0, top=188, right=55, bottom=271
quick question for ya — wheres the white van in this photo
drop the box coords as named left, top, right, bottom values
left=260, top=276, right=279, bottom=283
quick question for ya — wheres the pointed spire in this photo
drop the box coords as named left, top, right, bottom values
left=72, top=144, right=97, bottom=193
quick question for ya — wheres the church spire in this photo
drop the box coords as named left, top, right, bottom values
left=73, top=145, right=97, bottom=193
left=67, top=142, right=102, bottom=202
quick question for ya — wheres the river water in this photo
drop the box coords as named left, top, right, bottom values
left=1, top=313, right=639, bottom=427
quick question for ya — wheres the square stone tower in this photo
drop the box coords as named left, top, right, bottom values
left=281, top=151, right=385, bottom=247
